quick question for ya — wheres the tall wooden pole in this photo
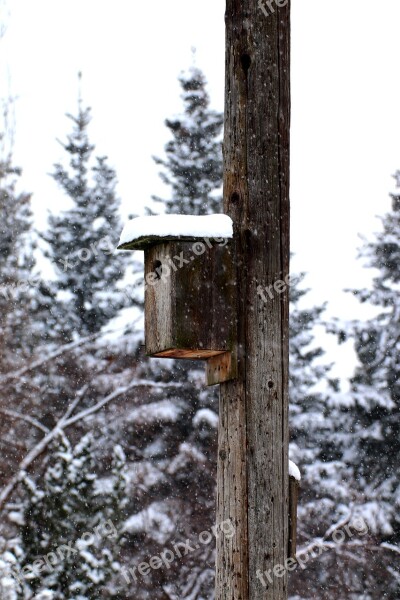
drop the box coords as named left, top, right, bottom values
left=216, top=1, right=290, bottom=598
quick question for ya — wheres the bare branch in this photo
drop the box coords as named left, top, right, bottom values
left=64, top=379, right=182, bottom=429
left=323, top=510, right=353, bottom=539
left=0, top=379, right=181, bottom=510
left=0, top=324, right=132, bottom=385
left=297, top=509, right=354, bottom=557
left=0, top=409, right=49, bottom=433
left=62, top=382, right=91, bottom=422
left=381, top=542, right=400, bottom=555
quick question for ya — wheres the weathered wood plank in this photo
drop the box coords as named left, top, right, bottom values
left=216, top=0, right=291, bottom=598
left=118, top=234, right=215, bottom=251
left=288, top=475, right=299, bottom=560
left=206, top=351, right=237, bottom=386
left=145, top=241, right=237, bottom=360
left=153, top=348, right=225, bottom=359
left=144, top=243, right=173, bottom=356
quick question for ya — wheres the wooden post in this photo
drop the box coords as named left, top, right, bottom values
left=216, top=0, right=291, bottom=598
left=288, top=475, right=299, bottom=560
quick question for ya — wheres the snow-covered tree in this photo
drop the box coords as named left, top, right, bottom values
left=343, top=172, right=400, bottom=545
left=0, top=543, right=26, bottom=600
left=44, top=98, right=129, bottom=340
left=105, top=65, right=224, bottom=599
left=288, top=275, right=347, bottom=516
left=287, top=276, right=360, bottom=599
left=151, top=66, right=223, bottom=215
left=305, top=172, right=400, bottom=600
left=0, top=154, right=39, bottom=366
left=289, top=277, right=332, bottom=452
left=349, top=175, right=400, bottom=479
left=19, top=433, right=126, bottom=599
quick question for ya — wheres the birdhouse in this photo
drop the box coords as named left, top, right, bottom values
left=117, top=214, right=237, bottom=385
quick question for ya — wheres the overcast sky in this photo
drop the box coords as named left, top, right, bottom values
left=1, top=0, right=400, bottom=382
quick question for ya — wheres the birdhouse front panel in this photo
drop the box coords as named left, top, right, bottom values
left=144, top=240, right=236, bottom=359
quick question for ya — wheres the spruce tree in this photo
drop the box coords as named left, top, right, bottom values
left=19, top=434, right=126, bottom=599
left=346, top=171, right=400, bottom=540
left=312, top=171, right=400, bottom=599
left=0, top=151, right=57, bottom=367
left=135, top=66, right=342, bottom=599
left=288, top=275, right=344, bottom=496
left=287, top=276, right=357, bottom=598
left=151, top=66, right=223, bottom=215
left=0, top=154, right=32, bottom=367
left=117, top=66, right=224, bottom=598
left=44, top=97, right=129, bottom=340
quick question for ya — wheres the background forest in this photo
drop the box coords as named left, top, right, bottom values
left=0, top=62, right=399, bottom=599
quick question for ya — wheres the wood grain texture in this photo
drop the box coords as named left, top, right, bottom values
left=288, top=476, right=299, bottom=560
left=153, top=348, right=225, bottom=359
left=118, top=234, right=220, bottom=251
left=144, top=243, right=173, bottom=356
left=216, top=1, right=290, bottom=598
left=206, top=351, right=237, bottom=386
left=145, top=241, right=237, bottom=358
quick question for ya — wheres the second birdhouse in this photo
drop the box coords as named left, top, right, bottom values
left=117, top=214, right=237, bottom=384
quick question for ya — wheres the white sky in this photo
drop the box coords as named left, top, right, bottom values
left=1, top=0, right=400, bottom=382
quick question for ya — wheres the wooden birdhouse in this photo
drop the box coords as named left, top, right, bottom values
left=117, top=214, right=237, bottom=385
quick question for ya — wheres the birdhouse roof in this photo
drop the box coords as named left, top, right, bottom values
left=117, top=214, right=233, bottom=250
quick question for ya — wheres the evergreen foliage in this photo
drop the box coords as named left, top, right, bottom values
left=0, top=155, right=34, bottom=364
left=151, top=66, right=223, bottom=215
left=288, top=275, right=346, bottom=512
left=0, top=151, right=56, bottom=365
left=20, top=434, right=126, bottom=599
left=352, top=172, right=400, bottom=483
left=44, top=99, right=129, bottom=340
left=4, top=64, right=399, bottom=599
left=142, top=65, right=340, bottom=599
left=345, top=171, right=400, bottom=541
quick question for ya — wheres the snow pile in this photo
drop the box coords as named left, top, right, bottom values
left=118, top=214, right=233, bottom=247
left=167, top=442, right=207, bottom=475
left=7, top=512, right=24, bottom=526
left=128, top=461, right=166, bottom=489
left=32, top=591, right=55, bottom=599
left=289, top=460, right=301, bottom=482
left=0, top=553, right=20, bottom=600
left=354, top=501, right=393, bottom=535
left=193, top=408, right=219, bottom=429
left=94, top=477, right=116, bottom=495
left=123, top=502, right=176, bottom=544
left=126, top=399, right=184, bottom=425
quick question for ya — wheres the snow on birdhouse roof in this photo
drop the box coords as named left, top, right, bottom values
left=117, top=214, right=233, bottom=250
